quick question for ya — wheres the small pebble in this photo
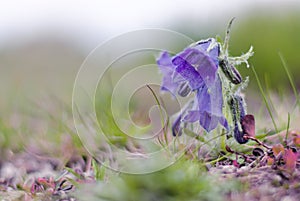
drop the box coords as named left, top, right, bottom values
left=237, top=166, right=250, bottom=176
left=281, top=196, right=294, bottom=201
left=221, top=165, right=237, bottom=174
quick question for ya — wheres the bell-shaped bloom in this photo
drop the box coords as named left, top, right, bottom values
left=157, top=39, right=219, bottom=96
left=157, top=39, right=228, bottom=133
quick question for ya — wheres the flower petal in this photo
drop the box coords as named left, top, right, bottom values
left=175, top=47, right=218, bottom=87
left=195, top=39, right=220, bottom=67
left=172, top=114, right=182, bottom=136
left=182, top=110, right=201, bottom=122
left=195, top=39, right=212, bottom=51
left=157, top=38, right=228, bottom=134
left=183, top=110, right=228, bottom=132
left=157, top=51, right=172, bottom=66
left=172, top=56, right=204, bottom=90
left=183, top=77, right=228, bottom=132
left=207, top=45, right=220, bottom=67
left=157, top=51, right=180, bottom=94
left=197, top=75, right=224, bottom=116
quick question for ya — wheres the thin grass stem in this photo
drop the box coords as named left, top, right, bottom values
left=146, top=84, right=169, bottom=146
left=251, top=66, right=278, bottom=132
left=279, top=52, right=300, bottom=111
left=285, top=113, right=290, bottom=147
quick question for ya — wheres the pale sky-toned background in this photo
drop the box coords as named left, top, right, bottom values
left=1, top=0, right=299, bottom=51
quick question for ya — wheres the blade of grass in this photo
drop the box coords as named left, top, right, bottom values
left=251, top=66, right=278, bottom=132
left=92, top=159, right=106, bottom=181
left=285, top=113, right=290, bottom=147
left=264, top=74, right=278, bottom=117
left=64, top=167, right=82, bottom=179
left=279, top=52, right=300, bottom=111
left=158, top=95, right=172, bottom=144
left=146, top=84, right=169, bottom=146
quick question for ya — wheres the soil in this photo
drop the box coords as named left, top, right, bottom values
left=1, top=134, right=300, bottom=201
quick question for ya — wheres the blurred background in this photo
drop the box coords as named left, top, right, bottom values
left=0, top=0, right=300, bottom=112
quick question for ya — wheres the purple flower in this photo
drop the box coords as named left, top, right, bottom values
left=157, top=39, right=219, bottom=96
left=183, top=75, right=228, bottom=132
left=157, top=51, right=182, bottom=95
left=157, top=39, right=228, bottom=133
